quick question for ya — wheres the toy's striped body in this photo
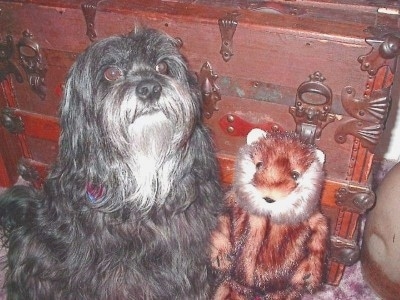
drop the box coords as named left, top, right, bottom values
left=211, top=130, right=329, bottom=300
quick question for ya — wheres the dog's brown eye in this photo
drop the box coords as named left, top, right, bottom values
left=291, top=171, right=300, bottom=181
left=104, top=66, right=123, bottom=81
left=155, top=62, right=168, bottom=75
left=256, top=162, right=263, bottom=169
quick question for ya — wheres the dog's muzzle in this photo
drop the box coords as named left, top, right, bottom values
left=136, top=79, right=162, bottom=101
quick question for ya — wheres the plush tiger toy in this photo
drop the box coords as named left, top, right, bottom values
left=211, top=129, right=329, bottom=300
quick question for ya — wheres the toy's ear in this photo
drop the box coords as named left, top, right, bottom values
left=247, top=128, right=267, bottom=145
left=315, top=149, right=325, bottom=164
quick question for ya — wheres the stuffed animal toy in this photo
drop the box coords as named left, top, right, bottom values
left=211, top=129, right=329, bottom=300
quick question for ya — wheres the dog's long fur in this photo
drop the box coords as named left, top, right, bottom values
left=0, top=27, right=222, bottom=300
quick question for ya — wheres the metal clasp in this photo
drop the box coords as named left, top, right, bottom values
left=289, top=71, right=335, bottom=144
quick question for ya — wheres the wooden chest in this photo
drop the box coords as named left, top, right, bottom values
left=1, top=0, right=399, bottom=286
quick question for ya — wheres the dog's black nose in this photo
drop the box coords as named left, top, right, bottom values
left=136, top=79, right=162, bottom=101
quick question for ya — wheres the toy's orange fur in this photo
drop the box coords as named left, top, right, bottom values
left=211, top=130, right=329, bottom=300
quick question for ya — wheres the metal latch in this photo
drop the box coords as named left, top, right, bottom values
left=289, top=71, right=335, bottom=144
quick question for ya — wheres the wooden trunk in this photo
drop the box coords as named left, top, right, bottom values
left=1, top=0, right=399, bottom=286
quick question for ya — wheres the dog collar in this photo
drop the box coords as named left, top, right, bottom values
left=86, top=183, right=106, bottom=203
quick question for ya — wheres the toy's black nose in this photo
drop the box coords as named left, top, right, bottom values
left=264, top=197, right=276, bottom=203
left=136, top=79, right=162, bottom=101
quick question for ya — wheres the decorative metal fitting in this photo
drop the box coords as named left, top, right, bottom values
left=17, top=30, right=47, bottom=100
left=219, top=114, right=283, bottom=137
left=289, top=71, right=335, bottom=144
left=335, top=185, right=376, bottom=214
left=330, top=236, right=360, bottom=266
left=340, top=86, right=390, bottom=124
left=0, top=107, right=24, bottom=134
left=358, top=33, right=400, bottom=76
left=218, top=12, right=239, bottom=62
left=0, top=34, right=23, bottom=83
left=334, top=120, right=384, bottom=152
left=379, top=34, right=400, bottom=59
left=81, top=0, right=103, bottom=41
left=197, top=61, right=221, bottom=119
left=335, top=85, right=390, bottom=152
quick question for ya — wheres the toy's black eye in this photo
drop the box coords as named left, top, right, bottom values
left=256, top=162, right=263, bottom=169
left=104, top=66, right=123, bottom=81
left=291, top=171, right=300, bottom=181
left=155, top=61, right=168, bottom=75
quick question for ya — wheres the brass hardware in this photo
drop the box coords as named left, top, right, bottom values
left=358, top=33, right=400, bottom=76
left=0, top=35, right=23, bottom=83
left=81, top=0, right=102, bottom=41
left=335, top=86, right=390, bottom=152
left=289, top=71, right=335, bottom=144
left=197, top=61, right=221, bottom=119
left=17, top=30, right=47, bottom=100
left=330, top=236, right=360, bottom=266
left=219, top=114, right=284, bottom=137
left=225, top=114, right=236, bottom=134
left=340, top=86, right=390, bottom=124
left=335, top=31, right=398, bottom=152
left=379, top=34, right=400, bottom=59
left=218, top=12, right=239, bottom=62
left=335, top=185, right=376, bottom=214
left=335, top=120, right=383, bottom=151
left=0, top=107, right=24, bottom=134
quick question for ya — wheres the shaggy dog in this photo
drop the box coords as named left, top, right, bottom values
left=0, top=27, right=222, bottom=300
